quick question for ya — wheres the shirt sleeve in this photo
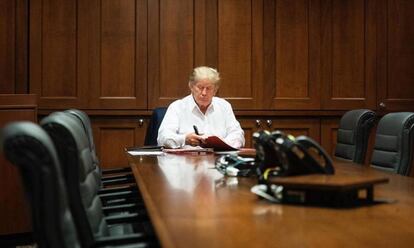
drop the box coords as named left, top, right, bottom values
left=222, top=101, right=245, bottom=148
left=157, top=103, right=186, bottom=148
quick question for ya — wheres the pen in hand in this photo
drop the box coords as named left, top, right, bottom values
left=193, top=125, right=200, bottom=135
left=193, top=125, right=206, bottom=145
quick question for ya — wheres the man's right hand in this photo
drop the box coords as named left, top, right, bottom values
left=185, top=133, right=206, bottom=146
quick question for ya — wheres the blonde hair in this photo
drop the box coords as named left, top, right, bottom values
left=189, top=66, right=221, bottom=86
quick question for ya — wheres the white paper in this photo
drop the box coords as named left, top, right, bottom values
left=127, top=150, right=164, bottom=156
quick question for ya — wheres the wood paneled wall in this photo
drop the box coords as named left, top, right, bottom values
left=1, top=0, right=413, bottom=165
left=22, top=0, right=414, bottom=112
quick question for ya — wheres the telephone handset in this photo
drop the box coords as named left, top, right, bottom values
left=253, top=130, right=334, bottom=178
left=295, top=136, right=334, bottom=175
left=253, top=130, right=284, bottom=175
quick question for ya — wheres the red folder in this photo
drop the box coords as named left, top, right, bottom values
left=201, top=136, right=238, bottom=151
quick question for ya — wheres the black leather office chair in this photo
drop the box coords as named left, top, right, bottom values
left=53, top=111, right=141, bottom=207
left=40, top=113, right=155, bottom=247
left=371, top=112, right=414, bottom=176
left=334, top=109, right=376, bottom=164
left=1, top=122, right=81, bottom=248
left=64, top=109, right=135, bottom=187
left=144, top=107, right=167, bottom=146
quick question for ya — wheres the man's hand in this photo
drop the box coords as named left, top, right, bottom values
left=185, top=133, right=206, bottom=146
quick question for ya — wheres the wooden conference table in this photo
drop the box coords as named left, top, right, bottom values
left=127, top=153, right=414, bottom=248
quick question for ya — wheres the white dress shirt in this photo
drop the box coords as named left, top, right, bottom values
left=157, top=95, right=245, bottom=148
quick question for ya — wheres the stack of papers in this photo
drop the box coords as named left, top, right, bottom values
left=127, top=150, right=164, bottom=156
left=163, top=147, right=214, bottom=154
left=125, top=146, right=164, bottom=156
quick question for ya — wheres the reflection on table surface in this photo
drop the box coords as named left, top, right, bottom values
left=127, top=153, right=414, bottom=248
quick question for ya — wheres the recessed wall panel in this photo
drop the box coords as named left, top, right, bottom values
left=275, top=0, right=309, bottom=98
left=99, top=128, right=135, bottom=167
left=387, top=0, right=414, bottom=99
left=101, top=0, right=136, bottom=97
left=0, top=1, right=15, bottom=93
left=331, top=0, right=365, bottom=98
left=218, top=0, right=252, bottom=98
left=42, top=0, right=77, bottom=97
left=159, top=0, right=194, bottom=98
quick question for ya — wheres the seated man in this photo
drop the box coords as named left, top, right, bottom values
left=157, top=66, right=245, bottom=148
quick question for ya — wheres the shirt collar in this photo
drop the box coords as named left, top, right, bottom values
left=188, top=95, right=215, bottom=115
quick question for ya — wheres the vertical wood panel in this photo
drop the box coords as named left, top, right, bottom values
left=194, top=0, right=218, bottom=68
left=321, top=0, right=376, bottom=109
left=101, top=0, right=136, bottom=97
left=377, top=0, right=414, bottom=111
left=148, top=0, right=195, bottom=107
left=276, top=0, right=309, bottom=98
left=218, top=0, right=252, bottom=98
left=82, top=0, right=148, bottom=109
left=387, top=1, right=414, bottom=99
left=0, top=0, right=16, bottom=93
left=0, top=0, right=28, bottom=94
left=332, top=0, right=365, bottom=98
left=42, top=0, right=77, bottom=97
left=15, top=0, right=28, bottom=93
left=265, top=0, right=321, bottom=109
left=217, top=0, right=263, bottom=109
left=160, top=0, right=194, bottom=98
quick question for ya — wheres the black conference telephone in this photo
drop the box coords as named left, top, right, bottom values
left=253, top=130, right=334, bottom=179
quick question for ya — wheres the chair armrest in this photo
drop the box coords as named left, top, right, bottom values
left=105, top=212, right=148, bottom=225
left=102, top=173, right=134, bottom=182
left=101, top=167, right=132, bottom=175
left=99, top=185, right=138, bottom=195
left=102, top=203, right=146, bottom=215
left=99, top=190, right=140, bottom=201
left=102, top=177, right=136, bottom=187
left=100, top=191, right=142, bottom=206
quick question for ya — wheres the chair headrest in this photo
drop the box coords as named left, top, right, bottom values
left=339, top=109, right=376, bottom=130
left=376, top=112, right=414, bottom=136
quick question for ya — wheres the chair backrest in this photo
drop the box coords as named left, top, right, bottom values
left=144, top=107, right=167, bottom=146
left=65, top=109, right=99, bottom=167
left=334, top=109, right=376, bottom=164
left=64, top=109, right=102, bottom=185
left=40, top=113, right=109, bottom=247
left=371, top=112, right=414, bottom=175
left=0, top=122, right=80, bottom=248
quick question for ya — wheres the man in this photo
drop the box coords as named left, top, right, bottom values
left=157, top=66, right=245, bottom=148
